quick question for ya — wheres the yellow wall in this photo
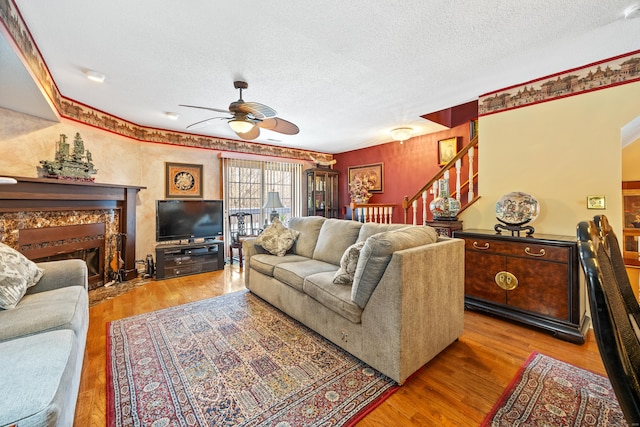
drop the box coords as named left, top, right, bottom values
left=461, top=81, right=640, bottom=239
left=0, top=107, right=223, bottom=260
left=622, top=137, right=640, bottom=181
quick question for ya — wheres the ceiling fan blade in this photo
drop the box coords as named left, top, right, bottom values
left=179, top=104, right=230, bottom=114
left=235, top=125, right=260, bottom=140
left=257, top=117, right=299, bottom=135
left=186, top=117, right=225, bottom=130
left=237, top=102, right=277, bottom=119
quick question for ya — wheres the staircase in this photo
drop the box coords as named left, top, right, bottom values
left=402, top=135, right=479, bottom=225
left=348, top=135, right=479, bottom=225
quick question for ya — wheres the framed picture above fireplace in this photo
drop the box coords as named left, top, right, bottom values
left=165, top=162, right=203, bottom=198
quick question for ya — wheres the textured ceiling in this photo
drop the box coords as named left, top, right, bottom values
left=1, top=1, right=640, bottom=153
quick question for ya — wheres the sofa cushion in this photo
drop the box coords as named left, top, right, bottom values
left=356, top=222, right=412, bottom=243
left=0, top=286, right=88, bottom=342
left=352, top=226, right=438, bottom=308
left=273, top=259, right=338, bottom=292
left=250, top=253, right=310, bottom=277
left=0, top=329, right=78, bottom=427
left=304, top=271, right=363, bottom=324
left=333, top=241, right=365, bottom=285
left=288, top=216, right=326, bottom=258
left=0, top=242, right=44, bottom=310
left=313, top=219, right=362, bottom=265
left=255, top=218, right=300, bottom=256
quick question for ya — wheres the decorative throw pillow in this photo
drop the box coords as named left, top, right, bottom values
left=333, top=241, right=365, bottom=285
left=0, top=242, right=44, bottom=310
left=255, top=218, right=300, bottom=257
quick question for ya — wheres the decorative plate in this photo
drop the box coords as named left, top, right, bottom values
left=495, top=192, right=540, bottom=225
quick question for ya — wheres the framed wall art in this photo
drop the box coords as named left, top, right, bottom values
left=165, top=162, right=203, bottom=198
left=587, top=195, right=606, bottom=210
left=348, top=162, right=384, bottom=193
left=438, top=137, right=459, bottom=166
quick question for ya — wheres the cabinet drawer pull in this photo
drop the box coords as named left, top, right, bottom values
left=525, top=247, right=546, bottom=257
left=473, top=241, right=490, bottom=250
left=495, top=271, right=518, bottom=291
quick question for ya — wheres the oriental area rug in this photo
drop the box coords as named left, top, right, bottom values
left=482, top=352, right=626, bottom=426
left=107, top=290, right=397, bottom=427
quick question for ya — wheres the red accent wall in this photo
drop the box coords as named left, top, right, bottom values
left=333, top=122, right=471, bottom=223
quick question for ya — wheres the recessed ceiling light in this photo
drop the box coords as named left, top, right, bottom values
left=624, top=3, right=640, bottom=19
left=165, top=112, right=180, bottom=120
left=84, top=69, right=106, bottom=83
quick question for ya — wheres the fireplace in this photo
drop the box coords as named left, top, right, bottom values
left=0, top=177, right=145, bottom=288
left=19, top=223, right=106, bottom=288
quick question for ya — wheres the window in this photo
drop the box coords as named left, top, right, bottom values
left=223, top=158, right=302, bottom=235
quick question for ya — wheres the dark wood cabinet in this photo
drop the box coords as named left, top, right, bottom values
left=304, top=168, right=339, bottom=218
left=453, top=229, right=590, bottom=344
left=425, top=220, right=463, bottom=237
left=155, top=241, right=224, bottom=280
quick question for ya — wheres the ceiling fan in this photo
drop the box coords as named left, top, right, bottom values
left=180, top=81, right=299, bottom=140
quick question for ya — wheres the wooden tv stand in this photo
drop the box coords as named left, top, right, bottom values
left=155, top=240, right=224, bottom=280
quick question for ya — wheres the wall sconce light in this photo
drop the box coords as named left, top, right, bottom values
left=390, top=127, right=414, bottom=144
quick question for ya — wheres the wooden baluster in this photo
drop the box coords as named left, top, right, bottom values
left=412, top=199, right=418, bottom=225
left=422, top=190, right=428, bottom=225
left=468, top=147, right=475, bottom=202
left=388, top=206, right=393, bottom=223
left=374, top=206, right=379, bottom=223
left=455, top=159, right=462, bottom=202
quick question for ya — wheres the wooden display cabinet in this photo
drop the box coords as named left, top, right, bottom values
left=304, top=168, right=339, bottom=218
left=453, top=229, right=589, bottom=344
left=623, top=181, right=640, bottom=266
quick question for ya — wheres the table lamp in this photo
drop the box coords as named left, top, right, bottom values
left=263, top=191, right=284, bottom=223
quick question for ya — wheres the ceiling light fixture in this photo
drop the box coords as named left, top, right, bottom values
left=390, top=127, right=414, bottom=144
left=165, top=112, right=180, bottom=120
left=84, top=70, right=106, bottom=83
left=624, top=3, right=640, bottom=18
left=623, top=3, right=640, bottom=19
left=228, top=119, right=255, bottom=134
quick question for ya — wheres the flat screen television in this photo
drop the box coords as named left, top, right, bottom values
left=156, top=199, right=224, bottom=242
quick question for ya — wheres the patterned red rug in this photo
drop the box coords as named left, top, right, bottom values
left=482, top=352, right=626, bottom=426
left=107, top=290, right=398, bottom=426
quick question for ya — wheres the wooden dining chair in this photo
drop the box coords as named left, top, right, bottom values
left=577, top=219, right=640, bottom=426
left=228, top=212, right=260, bottom=268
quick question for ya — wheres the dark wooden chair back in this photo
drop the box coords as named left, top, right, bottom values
left=229, top=212, right=259, bottom=243
left=577, top=219, right=640, bottom=425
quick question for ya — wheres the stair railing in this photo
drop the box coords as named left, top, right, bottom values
left=402, top=135, right=479, bottom=225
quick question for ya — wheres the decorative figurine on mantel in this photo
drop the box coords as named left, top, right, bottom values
left=494, top=191, right=540, bottom=236
left=39, top=133, right=98, bottom=181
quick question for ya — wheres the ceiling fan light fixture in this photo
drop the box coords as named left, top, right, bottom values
left=390, top=127, right=414, bottom=143
left=228, top=119, right=255, bottom=134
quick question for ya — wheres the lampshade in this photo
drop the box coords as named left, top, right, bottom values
left=228, top=119, right=255, bottom=134
left=263, top=192, right=284, bottom=209
left=0, top=177, right=17, bottom=184
left=390, top=127, right=414, bottom=143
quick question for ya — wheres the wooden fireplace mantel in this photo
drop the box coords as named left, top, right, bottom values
left=0, top=176, right=146, bottom=281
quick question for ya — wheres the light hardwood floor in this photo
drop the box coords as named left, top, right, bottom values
left=74, top=265, right=605, bottom=427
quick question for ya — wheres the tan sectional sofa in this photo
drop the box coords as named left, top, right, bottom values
left=243, top=216, right=465, bottom=384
